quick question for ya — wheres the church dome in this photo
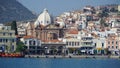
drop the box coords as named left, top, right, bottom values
left=34, top=8, right=51, bottom=27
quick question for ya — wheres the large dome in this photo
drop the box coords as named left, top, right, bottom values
left=34, top=8, right=51, bottom=27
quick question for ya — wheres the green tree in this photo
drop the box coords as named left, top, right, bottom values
left=11, top=21, right=18, bottom=35
left=16, top=41, right=25, bottom=52
left=100, top=18, right=108, bottom=27
left=98, top=11, right=109, bottom=18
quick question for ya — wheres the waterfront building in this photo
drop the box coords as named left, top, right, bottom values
left=80, top=33, right=94, bottom=54
left=22, top=35, right=41, bottom=54
left=14, top=5, right=120, bottom=56
left=106, top=34, right=120, bottom=55
left=65, top=28, right=81, bottom=54
left=93, top=37, right=106, bottom=54
left=0, top=24, right=16, bottom=53
left=41, top=40, right=66, bottom=55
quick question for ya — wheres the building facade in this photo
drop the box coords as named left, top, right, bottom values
left=22, top=36, right=41, bottom=54
left=106, top=34, right=120, bottom=55
left=0, top=25, right=16, bottom=53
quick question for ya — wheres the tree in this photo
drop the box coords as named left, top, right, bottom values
left=98, top=11, right=109, bottom=18
left=110, top=8, right=118, bottom=12
left=100, top=18, right=108, bottom=27
left=11, top=21, right=18, bottom=35
left=16, top=41, right=25, bottom=52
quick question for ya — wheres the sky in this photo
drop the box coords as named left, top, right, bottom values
left=17, top=0, right=120, bottom=16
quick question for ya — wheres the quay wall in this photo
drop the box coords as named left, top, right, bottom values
left=25, top=55, right=120, bottom=59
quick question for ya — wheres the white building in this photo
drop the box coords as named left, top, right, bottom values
left=17, top=23, right=27, bottom=37
left=93, top=37, right=106, bottom=54
left=21, top=36, right=41, bottom=54
left=0, top=25, right=17, bottom=53
left=76, top=21, right=87, bottom=29
left=65, top=29, right=81, bottom=48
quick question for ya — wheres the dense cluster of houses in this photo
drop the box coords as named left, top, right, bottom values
left=0, top=5, right=120, bottom=55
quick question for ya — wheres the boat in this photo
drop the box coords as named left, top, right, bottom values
left=0, top=53, right=24, bottom=58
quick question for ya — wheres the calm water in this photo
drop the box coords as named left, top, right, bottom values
left=0, top=58, right=120, bottom=68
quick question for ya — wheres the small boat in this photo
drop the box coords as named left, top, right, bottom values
left=0, top=53, right=24, bottom=58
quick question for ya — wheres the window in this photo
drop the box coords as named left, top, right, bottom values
left=116, top=46, right=118, bottom=49
left=29, top=41, right=32, bottom=45
left=112, top=46, right=114, bottom=48
left=72, top=42, right=74, bottom=46
left=12, top=39, right=14, bottom=42
left=108, top=41, right=110, bottom=44
left=74, top=42, right=76, bottom=46
left=33, top=41, right=36, bottom=45
left=66, top=42, right=68, bottom=45
left=69, top=42, right=71, bottom=46
left=0, top=47, right=2, bottom=50
left=94, top=43, right=96, bottom=47
left=102, top=43, right=104, bottom=47
left=3, top=39, right=5, bottom=42
left=25, top=41, right=27, bottom=44
left=6, top=39, right=8, bottom=42
left=112, top=41, right=114, bottom=44
left=108, top=46, right=110, bottom=48
left=12, top=45, right=14, bottom=50
left=0, top=39, right=2, bottom=42
left=3, top=33, right=5, bottom=36
left=9, top=33, right=12, bottom=36
left=78, top=42, right=79, bottom=46
left=116, top=41, right=118, bottom=45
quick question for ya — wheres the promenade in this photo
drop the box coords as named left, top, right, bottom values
left=25, top=55, right=120, bottom=59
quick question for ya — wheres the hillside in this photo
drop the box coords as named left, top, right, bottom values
left=0, top=0, right=36, bottom=23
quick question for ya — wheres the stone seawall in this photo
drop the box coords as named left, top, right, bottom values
left=25, top=55, right=120, bottom=59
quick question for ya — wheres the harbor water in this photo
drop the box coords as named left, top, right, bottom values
left=0, top=58, right=120, bottom=68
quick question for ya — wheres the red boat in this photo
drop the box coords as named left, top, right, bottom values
left=0, top=53, right=24, bottom=58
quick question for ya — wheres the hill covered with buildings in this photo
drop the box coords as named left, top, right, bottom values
left=0, top=4, right=120, bottom=56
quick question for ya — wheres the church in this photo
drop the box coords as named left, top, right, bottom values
left=26, top=9, right=66, bottom=41
left=23, top=9, right=67, bottom=55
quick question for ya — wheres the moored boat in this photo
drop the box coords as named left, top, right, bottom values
left=0, top=53, right=24, bottom=58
